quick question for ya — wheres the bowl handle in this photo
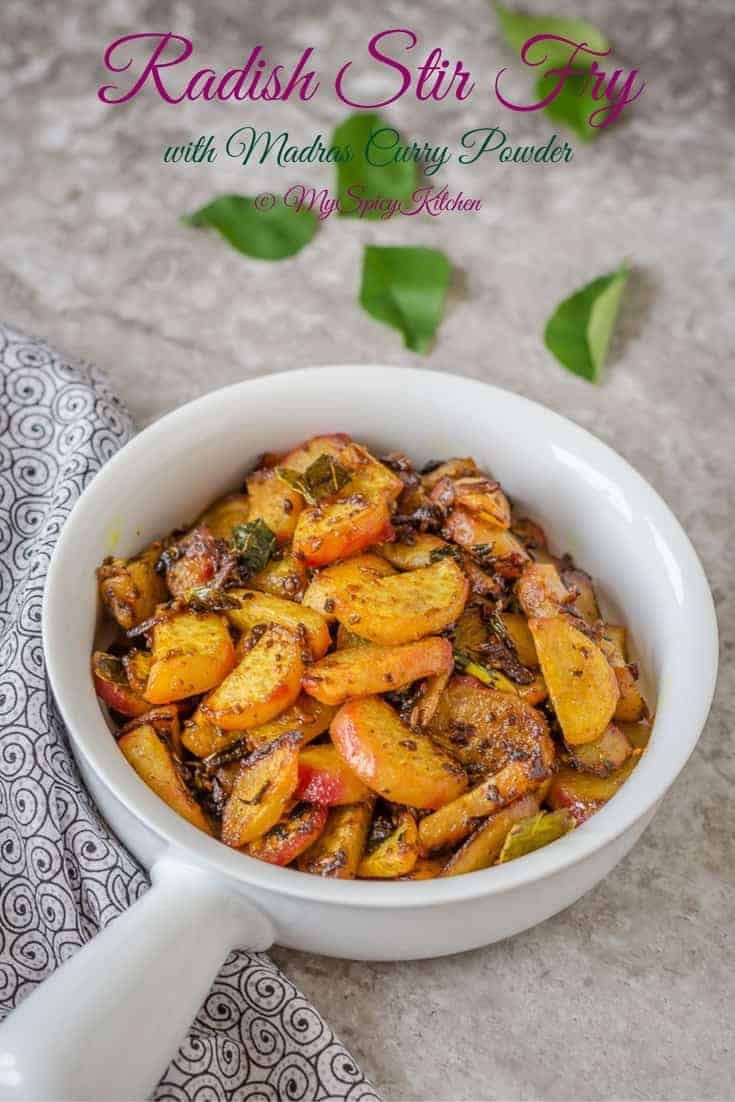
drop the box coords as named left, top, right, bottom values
left=0, top=855, right=274, bottom=1101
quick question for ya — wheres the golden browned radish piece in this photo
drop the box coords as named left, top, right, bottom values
left=547, top=752, right=642, bottom=824
left=418, top=720, right=554, bottom=853
left=246, top=468, right=303, bottom=544
left=279, top=432, right=353, bottom=471
left=599, top=624, right=627, bottom=664
left=213, top=763, right=241, bottom=801
left=119, top=723, right=211, bottom=833
left=529, top=616, right=619, bottom=746
left=511, top=516, right=548, bottom=553
left=120, top=703, right=182, bottom=755
left=181, top=706, right=237, bottom=759
left=398, top=856, right=446, bottom=880
left=319, top=558, right=469, bottom=646
left=145, top=612, right=236, bottom=705
left=460, top=556, right=504, bottom=600
left=358, top=810, right=418, bottom=879
left=515, top=675, right=548, bottom=706
left=567, top=723, right=632, bottom=777
left=421, top=457, right=478, bottom=490
left=247, top=695, right=335, bottom=750
left=598, top=625, right=647, bottom=722
left=249, top=551, right=308, bottom=601
left=295, top=745, right=371, bottom=805
left=297, top=801, right=373, bottom=878
left=443, top=510, right=529, bottom=577
left=427, top=675, right=552, bottom=779
left=444, top=476, right=511, bottom=529
left=303, top=637, right=453, bottom=706
left=225, top=589, right=330, bottom=659
left=293, top=495, right=394, bottom=567
left=440, top=793, right=540, bottom=877
left=453, top=603, right=488, bottom=654
left=186, top=693, right=335, bottom=760
left=562, top=567, right=601, bottom=624
left=198, top=493, right=250, bottom=540
left=498, top=613, right=539, bottom=668
left=221, top=732, right=301, bottom=847
left=164, top=526, right=220, bottom=599
left=378, top=534, right=452, bottom=570
left=342, top=445, right=404, bottom=503
left=331, top=696, right=467, bottom=809
left=619, top=721, right=652, bottom=750
left=122, top=649, right=154, bottom=694
left=612, top=667, right=647, bottom=722
left=97, top=546, right=167, bottom=631
left=281, top=433, right=403, bottom=503
left=247, top=802, right=328, bottom=866
left=202, top=625, right=303, bottom=731
left=302, top=554, right=394, bottom=619
left=516, top=562, right=571, bottom=619
left=92, top=652, right=150, bottom=718
left=411, top=669, right=452, bottom=728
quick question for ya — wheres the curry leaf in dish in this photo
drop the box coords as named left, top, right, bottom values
left=182, top=195, right=317, bottom=260
left=277, top=454, right=353, bottom=504
left=497, top=809, right=575, bottom=863
left=230, top=519, right=277, bottom=577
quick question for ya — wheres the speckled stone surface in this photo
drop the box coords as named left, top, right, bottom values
left=2, top=0, right=733, bottom=1097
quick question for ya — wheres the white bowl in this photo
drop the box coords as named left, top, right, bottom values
left=6, top=366, right=716, bottom=1100
left=46, top=363, right=718, bottom=942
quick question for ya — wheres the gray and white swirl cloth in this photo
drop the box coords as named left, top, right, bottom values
left=0, top=323, right=380, bottom=1102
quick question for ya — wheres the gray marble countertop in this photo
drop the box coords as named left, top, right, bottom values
left=2, top=0, right=733, bottom=1097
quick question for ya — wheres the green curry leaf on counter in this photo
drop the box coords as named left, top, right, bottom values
left=493, top=3, right=609, bottom=71
left=493, top=4, right=610, bottom=139
left=359, top=245, right=451, bottom=354
left=181, top=195, right=317, bottom=260
left=331, top=111, right=418, bottom=218
left=544, top=262, right=629, bottom=382
left=534, top=71, right=601, bottom=141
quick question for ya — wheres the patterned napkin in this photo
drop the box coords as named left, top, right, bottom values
left=0, top=322, right=379, bottom=1101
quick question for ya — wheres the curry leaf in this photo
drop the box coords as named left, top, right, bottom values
left=332, top=111, right=417, bottom=218
left=544, top=262, right=629, bottom=382
left=494, top=3, right=609, bottom=71
left=230, top=519, right=277, bottom=576
left=277, top=455, right=353, bottom=504
left=359, top=245, right=451, bottom=354
left=497, top=810, right=575, bottom=863
left=182, top=195, right=317, bottom=260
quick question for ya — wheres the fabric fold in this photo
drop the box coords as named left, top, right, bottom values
left=0, top=322, right=379, bottom=1101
